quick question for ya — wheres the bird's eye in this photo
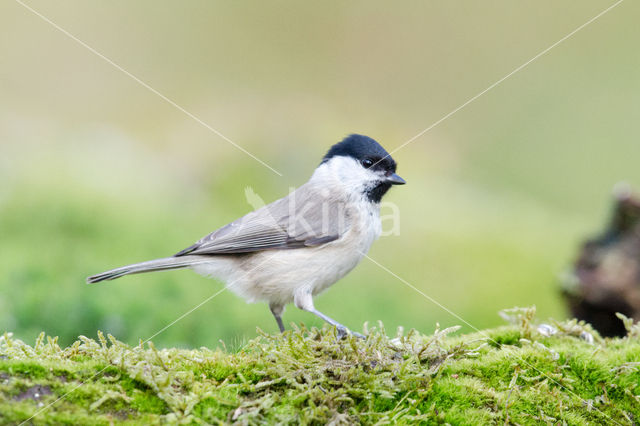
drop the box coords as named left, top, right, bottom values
left=361, top=159, right=374, bottom=168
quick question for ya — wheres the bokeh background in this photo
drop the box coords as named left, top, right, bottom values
left=1, top=1, right=639, bottom=348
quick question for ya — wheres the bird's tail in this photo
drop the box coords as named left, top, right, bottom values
left=87, top=257, right=201, bottom=284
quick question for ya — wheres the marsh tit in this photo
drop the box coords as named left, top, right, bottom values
left=87, top=134, right=405, bottom=337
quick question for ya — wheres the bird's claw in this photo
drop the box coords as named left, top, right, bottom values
left=351, top=331, right=366, bottom=339
left=336, top=327, right=366, bottom=340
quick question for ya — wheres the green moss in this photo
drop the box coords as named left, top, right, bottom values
left=0, top=361, right=48, bottom=379
left=192, top=388, right=240, bottom=423
left=1, top=310, right=640, bottom=424
left=485, top=326, right=521, bottom=347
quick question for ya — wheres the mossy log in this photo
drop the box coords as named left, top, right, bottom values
left=1, top=308, right=639, bottom=425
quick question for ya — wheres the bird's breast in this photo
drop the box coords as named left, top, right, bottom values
left=307, top=200, right=381, bottom=293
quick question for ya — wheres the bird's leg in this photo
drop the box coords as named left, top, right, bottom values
left=294, top=289, right=365, bottom=339
left=269, top=303, right=286, bottom=333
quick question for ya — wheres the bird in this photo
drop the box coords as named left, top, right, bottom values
left=87, top=134, right=406, bottom=338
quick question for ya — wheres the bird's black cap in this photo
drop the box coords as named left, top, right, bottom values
left=322, top=134, right=397, bottom=173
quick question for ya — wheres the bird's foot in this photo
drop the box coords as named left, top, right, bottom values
left=351, top=331, right=366, bottom=339
left=337, top=326, right=366, bottom=340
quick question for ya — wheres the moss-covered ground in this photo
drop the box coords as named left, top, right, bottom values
left=1, top=308, right=639, bottom=425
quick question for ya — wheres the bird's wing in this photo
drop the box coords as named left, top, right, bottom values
left=174, top=186, right=347, bottom=256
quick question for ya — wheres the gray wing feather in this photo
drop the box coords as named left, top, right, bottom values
left=175, top=185, right=346, bottom=256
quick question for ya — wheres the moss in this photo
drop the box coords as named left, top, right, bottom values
left=485, top=326, right=521, bottom=347
left=1, top=310, right=640, bottom=424
left=0, top=361, right=48, bottom=379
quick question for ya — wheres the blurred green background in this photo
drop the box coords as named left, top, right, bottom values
left=1, top=1, right=639, bottom=349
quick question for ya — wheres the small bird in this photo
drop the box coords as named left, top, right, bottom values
left=87, top=134, right=405, bottom=337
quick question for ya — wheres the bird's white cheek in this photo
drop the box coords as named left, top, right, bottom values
left=320, top=156, right=381, bottom=196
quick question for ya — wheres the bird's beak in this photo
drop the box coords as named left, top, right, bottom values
left=386, top=173, right=406, bottom=185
